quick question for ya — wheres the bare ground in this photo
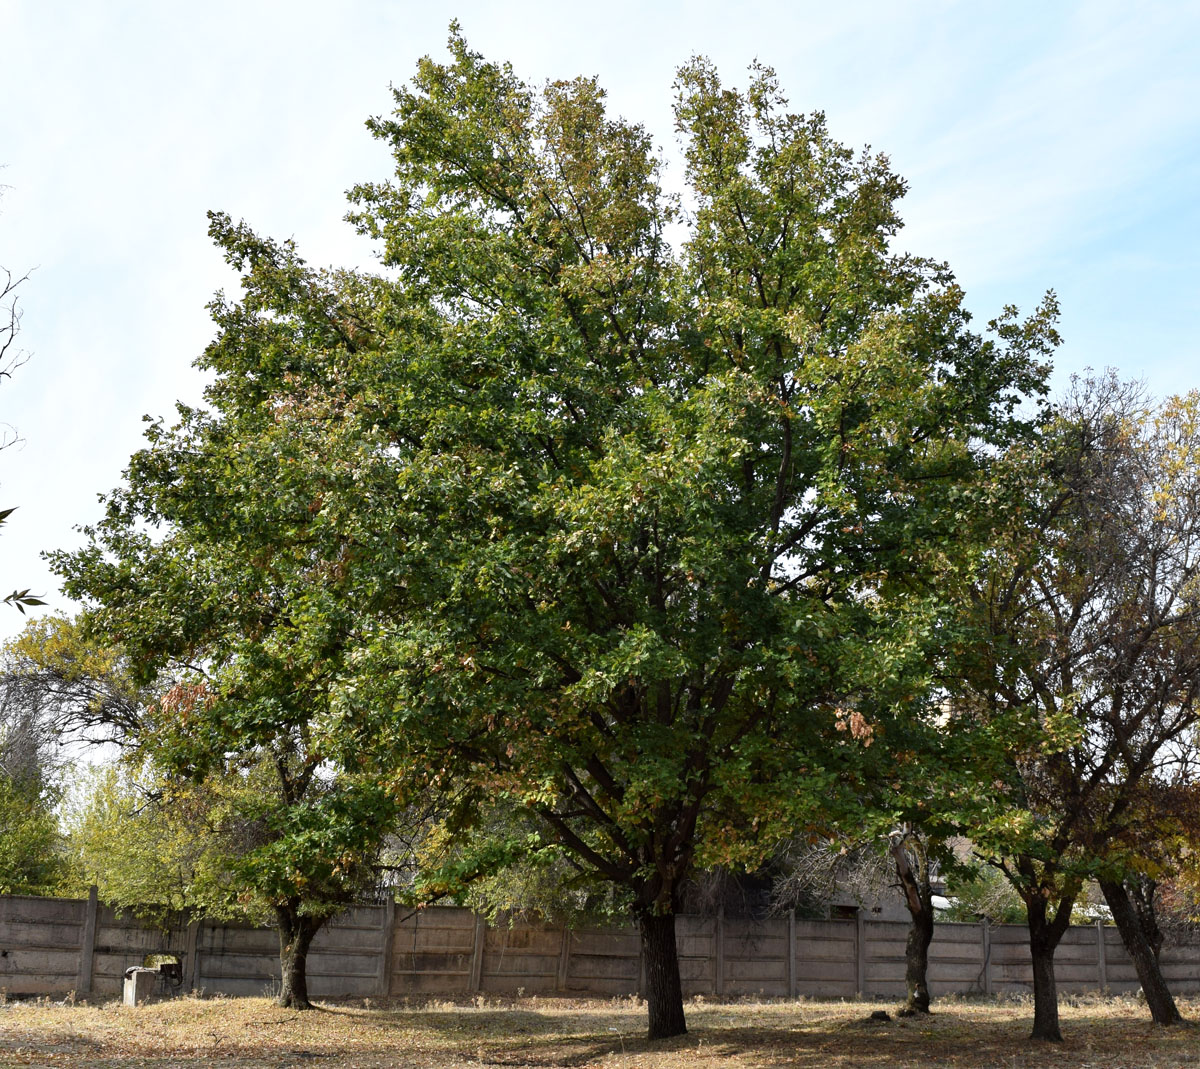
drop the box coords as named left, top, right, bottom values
left=2, top=993, right=1199, bottom=1068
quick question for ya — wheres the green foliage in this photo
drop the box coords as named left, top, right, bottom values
left=64, top=724, right=398, bottom=925
left=67, top=758, right=272, bottom=922
left=342, top=31, right=1054, bottom=919
left=0, top=626, right=81, bottom=896
left=941, top=860, right=1027, bottom=925
left=951, top=377, right=1200, bottom=927
left=65, top=758, right=355, bottom=926
left=68, top=750, right=400, bottom=927
left=5, top=614, right=150, bottom=745
left=48, top=266, right=411, bottom=924
left=51, top=32, right=1055, bottom=1027
left=0, top=770, right=72, bottom=895
left=415, top=801, right=631, bottom=925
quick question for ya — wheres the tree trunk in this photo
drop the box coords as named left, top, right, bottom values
left=637, top=910, right=687, bottom=1040
left=901, top=896, right=934, bottom=1014
left=275, top=906, right=325, bottom=1010
left=1099, top=877, right=1183, bottom=1026
left=1028, top=930, right=1061, bottom=1042
left=1025, top=891, right=1073, bottom=1043
left=890, top=828, right=935, bottom=1014
left=1128, top=876, right=1164, bottom=956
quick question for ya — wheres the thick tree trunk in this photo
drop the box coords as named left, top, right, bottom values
left=275, top=906, right=325, bottom=1010
left=890, top=829, right=934, bottom=1014
left=1099, top=877, right=1183, bottom=1026
left=1029, top=931, right=1061, bottom=1042
left=637, top=910, right=687, bottom=1040
left=1025, top=891, right=1073, bottom=1042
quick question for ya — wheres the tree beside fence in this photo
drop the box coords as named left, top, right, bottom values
left=3, top=892, right=1199, bottom=1001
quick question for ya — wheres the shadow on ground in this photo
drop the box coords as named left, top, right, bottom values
left=367, top=1003, right=1200, bottom=1069
left=5, top=998, right=1200, bottom=1069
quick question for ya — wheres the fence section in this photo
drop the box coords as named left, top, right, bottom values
left=0, top=891, right=194, bottom=997
left=4, top=892, right=1200, bottom=1001
left=0, top=893, right=90, bottom=996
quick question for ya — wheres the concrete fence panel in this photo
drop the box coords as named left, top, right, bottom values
left=0, top=895, right=87, bottom=996
left=389, top=906, right=476, bottom=995
left=563, top=925, right=639, bottom=996
left=5, top=892, right=1199, bottom=1002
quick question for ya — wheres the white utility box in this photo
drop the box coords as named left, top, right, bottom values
left=123, top=966, right=157, bottom=1006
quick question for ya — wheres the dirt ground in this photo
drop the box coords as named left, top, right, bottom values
left=2, top=993, right=1199, bottom=1068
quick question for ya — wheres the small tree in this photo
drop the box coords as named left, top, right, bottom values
left=5, top=615, right=148, bottom=744
left=959, top=375, right=1200, bottom=1039
left=0, top=646, right=73, bottom=894
left=16, top=613, right=404, bottom=1011
left=1093, top=779, right=1200, bottom=1023
left=887, top=825, right=938, bottom=1015
left=68, top=757, right=272, bottom=923
left=940, top=859, right=1027, bottom=924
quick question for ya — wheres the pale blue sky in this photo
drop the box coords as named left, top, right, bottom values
left=2, top=0, right=1199, bottom=637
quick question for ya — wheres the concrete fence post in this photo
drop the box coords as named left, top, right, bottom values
left=714, top=906, right=726, bottom=997
left=1096, top=919, right=1108, bottom=991
left=378, top=898, right=395, bottom=997
left=556, top=925, right=572, bottom=992
left=982, top=919, right=992, bottom=996
left=637, top=935, right=646, bottom=999
left=184, top=914, right=203, bottom=992
left=854, top=910, right=866, bottom=997
left=786, top=912, right=797, bottom=999
left=75, top=885, right=98, bottom=997
left=469, top=914, right=487, bottom=994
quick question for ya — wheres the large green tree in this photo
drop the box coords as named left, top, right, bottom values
left=348, top=40, right=1053, bottom=1039
left=56, top=32, right=1054, bottom=1037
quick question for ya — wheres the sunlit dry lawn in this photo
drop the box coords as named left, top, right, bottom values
left=3, top=993, right=1200, bottom=1068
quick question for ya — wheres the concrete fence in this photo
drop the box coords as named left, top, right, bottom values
left=3, top=891, right=1199, bottom=1001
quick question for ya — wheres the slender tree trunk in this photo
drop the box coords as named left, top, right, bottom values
left=637, top=910, right=687, bottom=1040
left=275, top=905, right=325, bottom=1010
left=1099, top=877, right=1183, bottom=1026
left=890, top=828, right=935, bottom=1014
left=901, top=895, right=934, bottom=1014
left=1025, top=890, right=1073, bottom=1042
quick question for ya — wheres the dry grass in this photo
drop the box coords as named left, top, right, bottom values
left=2, top=992, right=1200, bottom=1068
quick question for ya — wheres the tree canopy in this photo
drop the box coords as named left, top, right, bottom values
left=54, top=30, right=1057, bottom=1037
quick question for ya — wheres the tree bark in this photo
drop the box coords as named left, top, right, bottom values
left=637, top=910, right=687, bottom=1040
left=275, top=905, right=326, bottom=1010
left=890, top=829, right=935, bottom=1014
left=901, top=893, right=934, bottom=1014
left=1128, top=877, right=1164, bottom=958
left=1025, top=890, right=1073, bottom=1042
left=1028, top=930, right=1061, bottom=1042
left=1099, top=877, right=1183, bottom=1026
